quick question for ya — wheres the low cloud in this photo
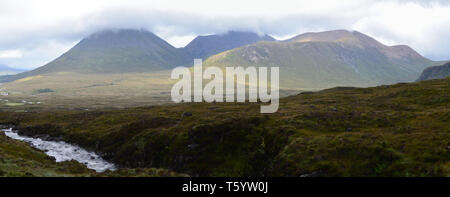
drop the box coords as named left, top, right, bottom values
left=1, top=0, right=449, bottom=69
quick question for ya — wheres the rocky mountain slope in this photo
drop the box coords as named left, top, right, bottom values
left=417, top=61, right=450, bottom=81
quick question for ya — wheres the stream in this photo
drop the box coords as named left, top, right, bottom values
left=1, top=128, right=116, bottom=172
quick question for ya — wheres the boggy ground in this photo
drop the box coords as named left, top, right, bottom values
left=0, top=131, right=186, bottom=177
left=0, top=77, right=448, bottom=177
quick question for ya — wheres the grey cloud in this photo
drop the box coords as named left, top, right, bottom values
left=1, top=0, right=449, bottom=69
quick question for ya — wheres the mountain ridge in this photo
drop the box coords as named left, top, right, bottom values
left=286, top=30, right=424, bottom=60
left=0, top=29, right=278, bottom=83
left=182, top=31, right=275, bottom=60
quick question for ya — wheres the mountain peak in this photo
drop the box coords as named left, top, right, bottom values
left=288, top=29, right=354, bottom=42
left=183, top=31, right=275, bottom=59
left=286, top=29, right=424, bottom=59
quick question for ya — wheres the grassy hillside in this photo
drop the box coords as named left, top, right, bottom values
left=0, top=71, right=174, bottom=111
left=203, top=30, right=434, bottom=90
left=1, top=77, right=448, bottom=177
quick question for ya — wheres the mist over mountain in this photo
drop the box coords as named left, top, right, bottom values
left=182, top=31, right=275, bottom=60
left=417, top=61, right=450, bottom=81
left=204, top=30, right=433, bottom=90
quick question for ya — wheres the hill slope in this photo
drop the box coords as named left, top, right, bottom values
left=0, top=29, right=190, bottom=82
left=1, top=77, right=448, bottom=177
left=417, top=62, right=450, bottom=81
left=204, top=30, right=433, bottom=90
left=183, top=31, right=275, bottom=60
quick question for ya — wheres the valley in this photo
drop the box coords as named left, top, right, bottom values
left=0, top=29, right=440, bottom=112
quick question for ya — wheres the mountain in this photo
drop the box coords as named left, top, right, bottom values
left=0, top=29, right=438, bottom=91
left=39, top=29, right=192, bottom=73
left=0, top=30, right=276, bottom=83
left=0, top=64, right=26, bottom=76
left=183, top=31, right=275, bottom=60
left=417, top=61, right=450, bottom=81
left=204, top=30, right=434, bottom=90
left=0, top=29, right=191, bottom=82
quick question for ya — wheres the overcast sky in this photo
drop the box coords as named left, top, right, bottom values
left=1, top=0, right=449, bottom=69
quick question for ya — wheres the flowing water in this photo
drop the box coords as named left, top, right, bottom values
left=1, top=128, right=116, bottom=172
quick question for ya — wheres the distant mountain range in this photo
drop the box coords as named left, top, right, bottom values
left=0, top=29, right=440, bottom=91
left=0, top=29, right=272, bottom=83
left=0, top=64, right=26, bottom=76
left=417, top=61, right=450, bottom=81
left=204, top=30, right=434, bottom=90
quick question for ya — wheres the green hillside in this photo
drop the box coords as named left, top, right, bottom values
left=1, top=77, right=448, bottom=177
left=204, top=30, right=434, bottom=90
